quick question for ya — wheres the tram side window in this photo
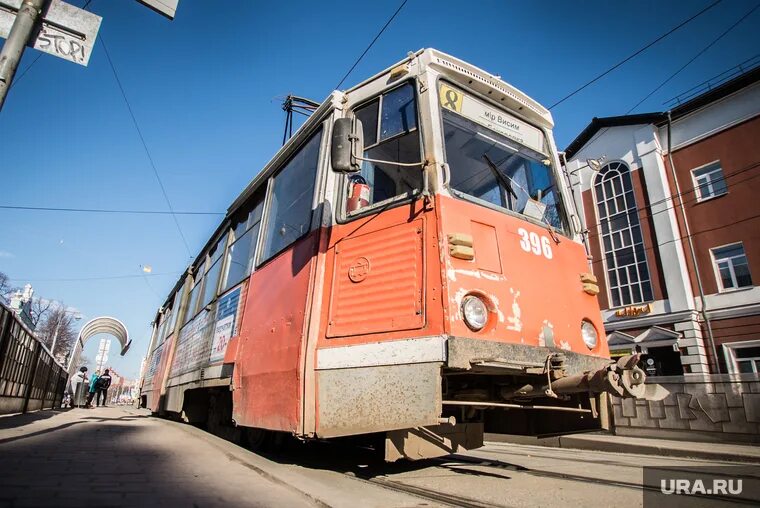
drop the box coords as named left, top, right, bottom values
left=261, top=128, right=323, bottom=262
left=202, top=235, right=227, bottom=308
left=222, top=191, right=264, bottom=292
left=167, top=288, right=181, bottom=333
left=351, top=82, right=422, bottom=210
left=184, top=262, right=204, bottom=324
left=158, top=308, right=172, bottom=343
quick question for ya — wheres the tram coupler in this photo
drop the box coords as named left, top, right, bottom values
left=549, top=354, right=668, bottom=401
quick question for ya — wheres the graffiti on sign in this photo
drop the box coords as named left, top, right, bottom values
left=37, top=29, right=86, bottom=63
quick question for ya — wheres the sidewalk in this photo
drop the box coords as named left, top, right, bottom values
left=0, top=406, right=430, bottom=508
left=485, top=432, right=760, bottom=463
left=0, top=406, right=318, bottom=508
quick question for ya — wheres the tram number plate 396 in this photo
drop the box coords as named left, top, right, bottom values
left=517, top=228, right=553, bottom=259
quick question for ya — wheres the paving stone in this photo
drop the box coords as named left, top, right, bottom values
left=647, top=401, right=666, bottom=419
left=713, top=382, right=747, bottom=407
left=621, top=397, right=637, bottom=418
left=721, top=408, right=759, bottom=434
left=744, top=393, right=760, bottom=423
left=657, top=405, right=691, bottom=430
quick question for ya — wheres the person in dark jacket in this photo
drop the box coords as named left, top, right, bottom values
left=96, top=369, right=112, bottom=407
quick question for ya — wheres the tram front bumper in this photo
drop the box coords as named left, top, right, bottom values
left=446, top=336, right=668, bottom=401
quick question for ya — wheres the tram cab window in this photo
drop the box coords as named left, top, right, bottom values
left=349, top=82, right=422, bottom=212
left=223, top=192, right=264, bottom=292
left=261, top=128, right=323, bottom=262
left=442, top=108, right=568, bottom=233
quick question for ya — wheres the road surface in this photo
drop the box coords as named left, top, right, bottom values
left=0, top=407, right=756, bottom=507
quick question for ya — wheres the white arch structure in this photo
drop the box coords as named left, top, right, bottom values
left=67, top=316, right=130, bottom=376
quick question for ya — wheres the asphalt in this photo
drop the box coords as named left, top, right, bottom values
left=0, top=406, right=424, bottom=508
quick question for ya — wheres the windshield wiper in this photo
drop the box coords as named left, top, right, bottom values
left=482, top=154, right=518, bottom=206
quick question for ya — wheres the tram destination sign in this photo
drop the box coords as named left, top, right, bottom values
left=0, top=0, right=101, bottom=66
left=439, top=82, right=546, bottom=155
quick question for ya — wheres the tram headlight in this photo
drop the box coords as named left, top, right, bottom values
left=462, top=295, right=488, bottom=331
left=581, top=320, right=598, bottom=349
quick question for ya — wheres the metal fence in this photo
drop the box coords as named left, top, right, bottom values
left=0, top=302, right=68, bottom=414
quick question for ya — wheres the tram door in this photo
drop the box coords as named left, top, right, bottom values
left=231, top=129, right=325, bottom=433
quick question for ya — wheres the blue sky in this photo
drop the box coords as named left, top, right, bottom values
left=1, top=0, right=758, bottom=379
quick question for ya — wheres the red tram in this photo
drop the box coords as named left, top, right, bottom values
left=140, top=49, right=661, bottom=461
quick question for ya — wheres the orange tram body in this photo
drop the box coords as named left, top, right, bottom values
left=140, top=49, right=653, bottom=460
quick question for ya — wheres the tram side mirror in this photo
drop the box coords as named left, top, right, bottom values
left=332, top=118, right=363, bottom=172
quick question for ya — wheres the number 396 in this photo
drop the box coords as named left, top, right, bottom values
left=518, top=228, right=553, bottom=259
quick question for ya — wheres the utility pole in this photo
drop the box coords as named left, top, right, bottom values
left=0, top=0, right=51, bottom=110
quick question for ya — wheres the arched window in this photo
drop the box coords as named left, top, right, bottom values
left=593, top=162, right=653, bottom=307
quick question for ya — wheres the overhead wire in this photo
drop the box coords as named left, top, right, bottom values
left=98, top=35, right=194, bottom=258
left=9, top=271, right=180, bottom=282
left=583, top=159, right=760, bottom=237
left=626, top=2, right=760, bottom=114
left=565, top=2, right=759, bottom=164
left=549, top=0, right=723, bottom=109
left=334, top=0, right=409, bottom=90
left=0, top=205, right=224, bottom=215
left=588, top=217, right=760, bottom=270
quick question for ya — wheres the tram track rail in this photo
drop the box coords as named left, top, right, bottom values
left=438, top=453, right=758, bottom=506
left=155, top=409, right=757, bottom=507
left=362, top=476, right=508, bottom=508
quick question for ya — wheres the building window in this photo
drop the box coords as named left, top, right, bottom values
left=692, top=161, right=727, bottom=201
left=711, top=243, right=752, bottom=291
left=725, top=341, right=760, bottom=374
left=593, top=161, right=653, bottom=307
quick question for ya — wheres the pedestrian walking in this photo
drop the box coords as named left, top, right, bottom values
left=85, top=370, right=100, bottom=408
left=96, top=369, right=112, bottom=407
left=67, top=367, right=88, bottom=408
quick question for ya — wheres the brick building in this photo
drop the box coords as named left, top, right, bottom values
left=564, top=67, right=760, bottom=377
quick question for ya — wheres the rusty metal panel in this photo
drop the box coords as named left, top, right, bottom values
left=447, top=336, right=610, bottom=374
left=317, top=362, right=441, bottom=437
left=438, top=195, right=609, bottom=358
left=327, top=219, right=424, bottom=337
left=317, top=336, right=446, bottom=370
left=385, top=423, right=484, bottom=462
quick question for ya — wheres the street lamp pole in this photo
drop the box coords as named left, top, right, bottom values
left=0, top=0, right=52, bottom=110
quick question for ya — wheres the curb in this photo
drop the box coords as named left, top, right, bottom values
left=485, top=433, right=760, bottom=464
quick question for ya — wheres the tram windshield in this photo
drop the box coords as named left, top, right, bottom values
left=440, top=85, right=568, bottom=233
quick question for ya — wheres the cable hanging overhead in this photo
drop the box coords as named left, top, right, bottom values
left=99, top=35, right=194, bottom=258
left=334, top=0, right=409, bottom=91
left=549, top=0, right=723, bottom=110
